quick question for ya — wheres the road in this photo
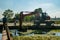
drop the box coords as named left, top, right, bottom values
left=0, top=22, right=60, bottom=26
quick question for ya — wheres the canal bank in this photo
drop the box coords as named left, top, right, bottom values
left=0, top=29, right=60, bottom=40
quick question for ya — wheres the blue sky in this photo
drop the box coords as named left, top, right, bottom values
left=0, top=0, right=60, bottom=18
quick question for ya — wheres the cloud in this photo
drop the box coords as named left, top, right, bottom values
left=48, top=9, right=60, bottom=18
left=0, top=0, right=60, bottom=18
left=27, top=2, right=60, bottom=18
left=0, top=8, right=4, bottom=19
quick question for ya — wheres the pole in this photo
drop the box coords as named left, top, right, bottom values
left=19, top=12, right=23, bottom=30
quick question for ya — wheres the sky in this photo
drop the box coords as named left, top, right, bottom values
left=0, top=0, right=60, bottom=18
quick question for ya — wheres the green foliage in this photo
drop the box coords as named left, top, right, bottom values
left=34, top=8, right=43, bottom=13
left=24, top=15, right=34, bottom=22
left=23, top=8, right=43, bottom=22
left=49, top=29, right=60, bottom=33
left=15, top=13, right=35, bottom=22
left=8, top=18, right=14, bottom=23
left=24, top=16, right=31, bottom=22
left=15, top=13, right=20, bottom=20
left=2, top=9, right=14, bottom=20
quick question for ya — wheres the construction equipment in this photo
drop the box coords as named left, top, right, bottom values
left=19, top=8, right=54, bottom=30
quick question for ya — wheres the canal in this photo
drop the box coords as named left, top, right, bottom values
left=6, top=29, right=60, bottom=36
left=0, top=29, right=60, bottom=40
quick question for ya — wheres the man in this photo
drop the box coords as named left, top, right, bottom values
left=3, top=15, right=7, bottom=30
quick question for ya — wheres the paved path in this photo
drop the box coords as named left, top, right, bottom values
left=0, top=22, right=33, bottom=26
left=0, top=22, right=60, bottom=27
left=2, top=30, right=7, bottom=40
left=2, top=27, right=13, bottom=40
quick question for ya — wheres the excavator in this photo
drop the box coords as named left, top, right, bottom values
left=19, top=8, right=54, bottom=30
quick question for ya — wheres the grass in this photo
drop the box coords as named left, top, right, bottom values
left=13, top=35, right=60, bottom=40
left=47, top=29, right=60, bottom=35
left=55, top=21, right=60, bottom=24
left=12, top=29, right=60, bottom=40
left=50, top=30, right=60, bottom=32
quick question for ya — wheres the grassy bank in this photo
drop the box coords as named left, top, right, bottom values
left=13, top=35, right=60, bottom=40
left=12, top=29, right=60, bottom=40
left=47, top=29, right=60, bottom=35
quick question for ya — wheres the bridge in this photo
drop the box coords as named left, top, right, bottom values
left=2, top=23, right=13, bottom=40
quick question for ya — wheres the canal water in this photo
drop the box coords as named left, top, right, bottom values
left=55, top=32, right=60, bottom=36
left=0, top=33, right=2, bottom=40
left=0, top=29, right=60, bottom=40
left=10, top=29, right=60, bottom=36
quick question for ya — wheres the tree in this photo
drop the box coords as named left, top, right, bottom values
left=2, top=9, right=14, bottom=20
left=24, top=16, right=31, bottom=22
left=15, top=13, right=20, bottom=20
left=34, top=8, right=43, bottom=13
left=33, top=8, right=43, bottom=25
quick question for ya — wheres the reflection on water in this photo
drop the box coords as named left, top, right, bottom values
left=55, top=32, right=60, bottom=36
left=10, top=29, right=19, bottom=36
left=10, top=30, right=60, bottom=36
left=23, top=33, right=34, bottom=36
left=10, top=29, right=34, bottom=36
left=10, top=29, right=47, bottom=36
left=0, top=33, right=2, bottom=40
